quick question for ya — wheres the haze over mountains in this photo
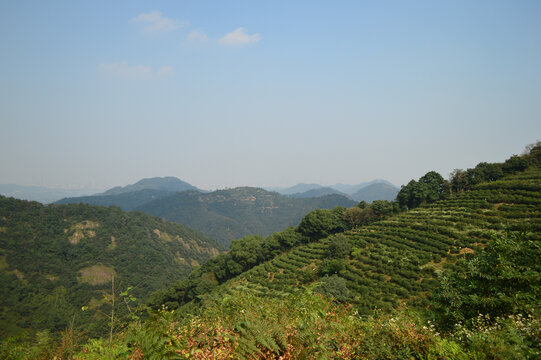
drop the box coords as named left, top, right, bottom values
left=50, top=177, right=399, bottom=246
left=269, top=179, right=399, bottom=202
left=98, top=176, right=202, bottom=196
left=56, top=181, right=356, bottom=246
left=2, top=177, right=399, bottom=204
left=0, top=184, right=103, bottom=205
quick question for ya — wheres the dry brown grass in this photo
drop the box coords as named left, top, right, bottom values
left=78, top=264, right=116, bottom=285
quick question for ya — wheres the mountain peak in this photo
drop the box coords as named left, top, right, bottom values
left=100, top=177, right=200, bottom=196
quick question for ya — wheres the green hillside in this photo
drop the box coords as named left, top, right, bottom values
left=0, top=198, right=221, bottom=339
left=137, top=187, right=356, bottom=247
left=151, top=147, right=541, bottom=316
left=226, top=167, right=540, bottom=311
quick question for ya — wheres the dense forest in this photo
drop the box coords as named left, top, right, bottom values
left=0, top=200, right=221, bottom=340
left=1, top=143, right=540, bottom=359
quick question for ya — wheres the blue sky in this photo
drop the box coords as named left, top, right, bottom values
left=1, top=0, right=540, bottom=191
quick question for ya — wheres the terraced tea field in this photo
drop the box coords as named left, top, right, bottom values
left=223, top=167, right=541, bottom=312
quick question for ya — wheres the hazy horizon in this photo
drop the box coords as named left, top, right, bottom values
left=0, top=176, right=399, bottom=193
left=2, top=1, right=540, bottom=191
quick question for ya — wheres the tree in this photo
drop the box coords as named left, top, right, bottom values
left=327, top=234, right=351, bottom=258
left=357, top=201, right=368, bottom=209
left=297, top=209, right=339, bottom=240
left=502, top=155, right=529, bottom=174
left=318, top=258, right=346, bottom=276
left=370, top=200, right=397, bottom=218
left=315, top=275, right=350, bottom=302
left=418, top=171, right=447, bottom=202
left=523, top=141, right=541, bottom=165
left=432, top=232, right=541, bottom=329
left=397, top=171, right=447, bottom=209
left=449, top=169, right=467, bottom=194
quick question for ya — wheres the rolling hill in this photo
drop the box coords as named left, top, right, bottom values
left=272, top=180, right=399, bottom=202
left=0, top=196, right=222, bottom=339
left=136, top=187, right=356, bottom=247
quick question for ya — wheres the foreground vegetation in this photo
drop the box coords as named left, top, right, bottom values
left=2, top=231, right=539, bottom=359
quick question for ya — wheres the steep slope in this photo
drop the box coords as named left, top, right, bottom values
left=350, top=182, right=399, bottom=202
left=0, top=196, right=221, bottom=339
left=137, top=187, right=356, bottom=247
left=227, top=167, right=541, bottom=312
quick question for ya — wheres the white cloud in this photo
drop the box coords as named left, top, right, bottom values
left=98, top=62, right=174, bottom=80
left=186, top=30, right=209, bottom=43
left=131, top=11, right=187, bottom=34
left=219, top=28, right=261, bottom=46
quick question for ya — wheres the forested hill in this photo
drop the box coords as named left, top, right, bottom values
left=136, top=187, right=356, bottom=247
left=0, top=197, right=222, bottom=339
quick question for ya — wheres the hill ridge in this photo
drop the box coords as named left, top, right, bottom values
left=0, top=196, right=222, bottom=339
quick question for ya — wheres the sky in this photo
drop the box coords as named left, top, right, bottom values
left=1, top=0, right=540, bottom=191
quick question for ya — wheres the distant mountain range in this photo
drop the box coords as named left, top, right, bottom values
left=269, top=180, right=399, bottom=202
left=4, top=177, right=399, bottom=205
left=135, top=187, right=356, bottom=247
left=58, top=184, right=356, bottom=247
left=288, top=187, right=350, bottom=199
left=13, top=176, right=399, bottom=247
left=56, top=188, right=173, bottom=210
left=269, top=183, right=323, bottom=195
left=349, top=182, right=399, bottom=202
left=0, top=184, right=103, bottom=204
